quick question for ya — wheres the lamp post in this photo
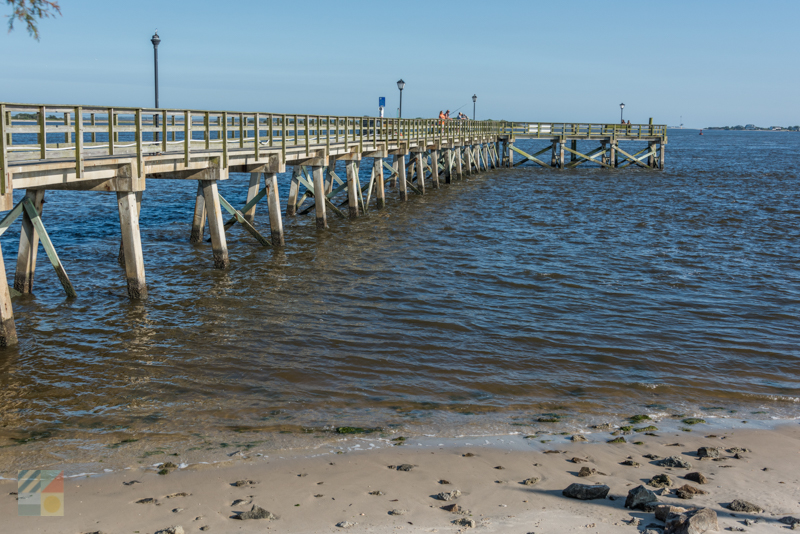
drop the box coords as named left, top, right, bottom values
left=620, top=102, right=625, bottom=123
left=397, top=79, right=405, bottom=118
left=151, top=30, right=160, bottom=142
left=472, top=94, right=477, bottom=120
left=151, top=31, right=160, bottom=108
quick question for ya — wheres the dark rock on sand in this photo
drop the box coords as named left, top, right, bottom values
left=727, top=447, right=749, bottom=454
left=462, top=453, right=475, bottom=457
left=231, top=499, right=249, bottom=506
left=154, top=528, right=184, bottom=534
left=389, top=509, right=407, bottom=515
left=655, top=505, right=690, bottom=522
left=494, top=466, right=505, bottom=470
left=571, top=457, right=589, bottom=463
left=368, top=490, right=385, bottom=496
left=439, top=479, right=451, bottom=485
left=453, top=518, right=476, bottom=528
left=664, top=508, right=718, bottom=534
left=437, top=490, right=461, bottom=501
left=577, top=467, right=597, bottom=477
left=122, top=480, right=141, bottom=486
left=727, top=499, right=763, bottom=513
left=395, top=464, right=414, bottom=471
left=697, top=447, right=719, bottom=459
left=608, top=437, right=626, bottom=443
left=336, top=521, right=355, bottom=528
left=644, top=454, right=661, bottom=460
left=231, top=480, right=258, bottom=487
left=659, top=456, right=692, bottom=469
left=684, top=472, right=708, bottom=484
left=674, top=484, right=708, bottom=499
left=235, top=505, right=276, bottom=520
left=621, top=460, right=641, bottom=468
left=521, top=477, right=540, bottom=486
left=571, top=434, right=588, bottom=442
left=136, top=498, right=158, bottom=504
left=779, top=517, right=800, bottom=527
left=648, top=474, right=673, bottom=488
left=562, top=483, right=609, bottom=500
left=625, top=485, right=659, bottom=510
left=442, top=503, right=461, bottom=513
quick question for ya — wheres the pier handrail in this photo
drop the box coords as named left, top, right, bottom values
left=0, top=101, right=666, bottom=195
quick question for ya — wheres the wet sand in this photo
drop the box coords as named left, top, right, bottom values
left=3, top=424, right=799, bottom=534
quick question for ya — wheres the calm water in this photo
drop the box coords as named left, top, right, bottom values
left=1, top=130, right=799, bottom=472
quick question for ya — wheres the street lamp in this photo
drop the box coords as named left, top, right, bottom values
left=620, top=102, right=625, bottom=123
left=151, top=30, right=160, bottom=142
left=472, top=94, right=477, bottom=120
left=397, top=79, right=405, bottom=118
left=151, top=30, right=160, bottom=108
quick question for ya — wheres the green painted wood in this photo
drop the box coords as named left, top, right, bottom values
left=0, top=200, right=24, bottom=237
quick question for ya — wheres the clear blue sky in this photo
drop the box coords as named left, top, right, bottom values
left=2, top=0, right=798, bottom=128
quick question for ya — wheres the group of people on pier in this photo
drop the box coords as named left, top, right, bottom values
left=439, top=110, right=470, bottom=121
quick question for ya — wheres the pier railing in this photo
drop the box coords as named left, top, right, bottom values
left=0, top=102, right=667, bottom=193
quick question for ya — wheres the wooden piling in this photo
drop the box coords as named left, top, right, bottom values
left=415, top=151, right=425, bottom=194
left=312, top=165, right=327, bottom=228
left=373, top=158, right=385, bottom=208
left=445, top=149, right=454, bottom=184
left=395, top=154, right=407, bottom=201
left=455, top=146, right=464, bottom=179
left=265, top=172, right=284, bottom=246
left=0, top=242, right=17, bottom=347
left=346, top=160, right=360, bottom=219
left=430, top=149, right=440, bottom=188
left=117, top=191, right=147, bottom=298
left=14, top=189, right=45, bottom=294
left=243, top=172, right=261, bottom=223
left=287, top=165, right=301, bottom=216
left=326, top=157, right=337, bottom=195
left=190, top=181, right=207, bottom=243
left=201, top=180, right=230, bottom=268
left=559, top=140, right=565, bottom=169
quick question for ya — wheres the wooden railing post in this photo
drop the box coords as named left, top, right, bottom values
left=222, top=112, right=228, bottom=169
left=74, top=106, right=84, bottom=179
left=38, top=106, right=47, bottom=160
left=161, top=110, right=168, bottom=152
left=184, top=110, right=191, bottom=163
left=0, top=104, right=7, bottom=198
left=135, top=109, right=143, bottom=175
left=108, top=108, right=115, bottom=156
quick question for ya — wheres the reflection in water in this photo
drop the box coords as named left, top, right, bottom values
left=0, top=130, right=799, bottom=473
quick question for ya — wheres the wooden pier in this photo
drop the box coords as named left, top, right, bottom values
left=0, top=102, right=667, bottom=346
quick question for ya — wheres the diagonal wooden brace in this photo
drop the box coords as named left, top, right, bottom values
left=218, top=194, right=272, bottom=247
left=20, top=197, right=77, bottom=298
left=562, top=146, right=613, bottom=169
left=615, top=146, right=655, bottom=169
left=509, top=145, right=552, bottom=168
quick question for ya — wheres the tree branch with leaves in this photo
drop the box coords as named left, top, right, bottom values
left=5, top=0, right=61, bottom=40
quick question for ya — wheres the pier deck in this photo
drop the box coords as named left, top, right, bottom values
left=0, top=102, right=667, bottom=345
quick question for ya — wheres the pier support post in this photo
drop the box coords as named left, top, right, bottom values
left=346, top=160, right=361, bottom=219
left=117, top=191, right=147, bottom=298
left=190, top=183, right=206, bottom=244
left=14, top=189, right=45, bottom=294
left=243, top=172, right=261, bottom=224
left=201, top=180, right=230, bottom=268
left=445, top=149, right=454, bottom=184
left=484, top=144, right=491, bottom=169
left=265, top=172, right=284, bottom=246
left=0, top=242, right=17, bottom=347
left=312, top=165, right=327, bottom=228
left=374, top=158, right=385, bottom=208
left=430, top=149, right=440, bottom=188
left=610, top=141, right=617, bottom=168
left=508, top=143, right=514, bottom=167
left=559, top=140, right=565, bottom=170
left=414, top=151, right=425, bottom=194
left=659, top=143, right=666, bottom=170
left=648, top=142, right=655, bottom=168
left=551, top=142, right=557, bottom=167
left=455, top=146, right=463, bottom=179
left=326, top=157, right=337, bottom=195
left=287, top=166, right=302, bottom=216
left=395, top=154, right=407, bottom=201
left=601, top=141, right=609, bottom=167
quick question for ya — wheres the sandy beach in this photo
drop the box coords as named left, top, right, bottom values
left=3, top=422, right=799, bottom=534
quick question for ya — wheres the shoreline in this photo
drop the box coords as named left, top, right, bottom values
left=2, top=422, right=799, bottom=533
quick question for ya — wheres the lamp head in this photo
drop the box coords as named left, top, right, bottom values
left=397, top=79, right=405, bottom=91
left=472, top=94, right=477, bottom=103
left=620, top=103, right=625, bottom=109
left=151, top=30, right=160, bottom=47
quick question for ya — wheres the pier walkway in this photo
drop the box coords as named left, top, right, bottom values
left=0, top=102, right=667, bottom=345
